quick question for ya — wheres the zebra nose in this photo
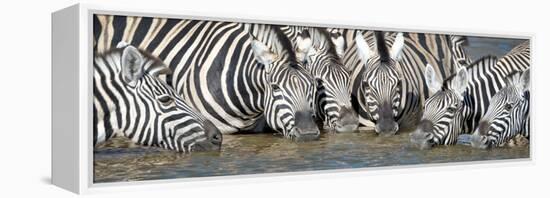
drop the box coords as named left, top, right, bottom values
left=203, top=120, right=223, bottom=147
left=410, top=130, right=433, bottom=149
left=335, top=107, right=359, bottom=133
left=210, top=132, right=222, bottom=145
left=291, top=111, right=320, bottom=141
left=291, top=128, right=320, bottom=141
left=375, top=119, right=399, bottom=136
left=470, top=133, right=489, bottom=149
left=477, top=121, right=490, bottom=135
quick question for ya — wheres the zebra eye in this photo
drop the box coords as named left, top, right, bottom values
left=270, top=84, right=281, bottom=91
left=158, top=95, right=174, bottom=106
left=448, top=108, right=455, bottom=114
left=447, top=105, right=457, bottom=114
left=395, top=80, right=402, bottom=89
left=504, top=103, right=513, bottom=111
left=362, top=81, right=370, bottom=89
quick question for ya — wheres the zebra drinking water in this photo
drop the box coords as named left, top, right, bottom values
left=470, top=69, right=530, bottom=149
left=334, top=30, right=468, bottom=136
left=93, top=44, right=222, bottom=152
left=94, top=15, right=320, bottom=141
left=280, top=26, right=358, bottom=132
left=410, top=41, right=530, bottom=149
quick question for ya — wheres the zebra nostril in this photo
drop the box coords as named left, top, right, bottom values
left=209, top=131, right=223, bottom=146
left=212, top=134, right=222, bottom=142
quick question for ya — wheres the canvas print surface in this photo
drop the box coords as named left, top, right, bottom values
left=92, top=14, right=530, bottom=183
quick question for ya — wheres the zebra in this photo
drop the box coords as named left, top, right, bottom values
left=470, top=69, right=530, bottom=149
left=331, top=29, right=470, bottom=135
left=93, top=44, right=222, bottom=152
left=410, top=41, right=530, bottom=149
left=279, top=26, right=358, bottom=132
left=94, top=15, right=320, bottom=141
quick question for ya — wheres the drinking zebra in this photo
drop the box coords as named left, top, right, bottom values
left=279, top=26, right=358, bottom=132
left=93, top=44, right=222, bottom=152
left=470, top=70, right=530, bottom=149
left=410, top=41, right=530, bottom=149
left=94, top=15, right=320, bottom=141
left=344, top=32, right=467, bottom=135
left=332, top=29, right=469, bottom=135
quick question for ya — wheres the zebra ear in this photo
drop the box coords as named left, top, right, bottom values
left=251, top=38, right=277, bottom=70
left=519, top=69, right=530, bottom=93
left=424, top=63, right=441, bottom=95
left=355, top=34, right=373, bottom=65
left=452, top=66, right=469, bottom=98
left=390, top=32, right=405, bottom=60
left=330, top=32, right=345, bottom=58
left=296, top=30, right=313, bottom=63
left=121, top=46, right=144, bottom=87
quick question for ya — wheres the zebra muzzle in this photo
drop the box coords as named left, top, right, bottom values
left=290, top=111, right=321, bottom=141
left=470, top=133, right=489, bottom=149
left=334, top=107, right=359, bottom=133
left=410, top=130, right=434, bottom=150
left=192, top=120, right=223, bottom=151
left=289, top=128, right=320, bottom=142
left=375, top=119, right=399, bottom=136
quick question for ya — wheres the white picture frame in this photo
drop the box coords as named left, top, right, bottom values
left=52, top=3, right=534, bottom=194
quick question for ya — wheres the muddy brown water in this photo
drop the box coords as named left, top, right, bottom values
left=94, top=130, right=529, bottom=183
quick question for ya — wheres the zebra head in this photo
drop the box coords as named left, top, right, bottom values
left=410, top=65, right=468, bottom=149
left=249, top=25, right=320, bottom=141
left=471, top=70, right=530, bottom=149
left=355, top=31, right=405, bottom=135
left=93, top=45, right=222, bottom=152
left=294, top=28, right=358, bottom=132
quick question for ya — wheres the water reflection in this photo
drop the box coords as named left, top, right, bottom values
left=94, top=130, right=529, bottom=183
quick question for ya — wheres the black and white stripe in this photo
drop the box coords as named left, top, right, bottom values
left=470, top=71, right=530, bottom=149
left=411, top=41, right=530, bottom=149
left=280, top=26, right=358, bottom=132
left=94, top=15, right=320, bottom=141
left=93, top=45, right=222, bottom=152
left=331, top=29, right=469, bottom=135
left=470, top=42, right=531, bottom=149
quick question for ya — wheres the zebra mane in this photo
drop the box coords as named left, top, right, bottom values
left=506, top=40, right=530, bottom=56
left=249, top=24, right=300, bottom=68
left=374, top=31, right=391, bottom=63
left=441, top=55, right=498, bottom=90
left=305, top=28, right=341, bottom=58
left=450, top=35, right=469, bottom=47
left=504, top=70, right=528, bottom=88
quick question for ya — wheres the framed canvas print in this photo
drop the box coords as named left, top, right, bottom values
left=52, top=3, right=533, bottom=194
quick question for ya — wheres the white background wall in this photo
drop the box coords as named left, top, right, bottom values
left=0, top=0, right=548, bottom=197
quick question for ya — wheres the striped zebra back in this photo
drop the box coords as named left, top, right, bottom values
left=94, top=15, right=320, bottom=141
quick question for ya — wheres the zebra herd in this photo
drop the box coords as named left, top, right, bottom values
left=92, top=14, right=531, bottom=153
